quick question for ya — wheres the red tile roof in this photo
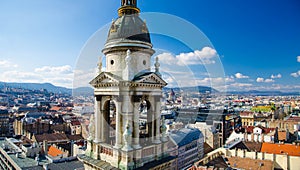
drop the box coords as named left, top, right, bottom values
left=287, top=116, right=300, bottom=122
left=243, top=126, right=275, bottom=134
left=50, top=106, right=61, bottom=111
left=244, top=126, right=254, bottom=133
left=48, top=145, right=64, bottom=157
left=278, top=131, right=287, bottom=141
left=261, top=143, right=300, bottom=156
left=34, top=133, right=69, bottom=143
left=263, top=128, right=276, bottom=134
left=71, top=120, right=81, bottom=126
left=228, top=157, right=273, bottom=170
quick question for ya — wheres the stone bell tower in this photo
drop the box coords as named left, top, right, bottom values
left=81, top=0, right=171, bottom=170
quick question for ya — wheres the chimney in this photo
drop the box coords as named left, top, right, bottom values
left=43, top=140, right=48, bottom=155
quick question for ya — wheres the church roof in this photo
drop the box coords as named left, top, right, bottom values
left=104, top=0, right=152, bottom=50
left=106, top=14, right=151, bottom=45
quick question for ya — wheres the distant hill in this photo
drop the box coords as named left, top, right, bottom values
left=2, top=81, right=297, bottom=97
left=72, top=87, right=94, bottom=96
left=0, top=82, right=72, bottom=94
left=163, top=86, right=218, bottom=93
left=227, top=90, right=300, bottom=96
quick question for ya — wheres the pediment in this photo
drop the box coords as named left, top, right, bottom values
left=133, top=72, right=167, bottom=86
left=89, top=72, right=121, bottom=87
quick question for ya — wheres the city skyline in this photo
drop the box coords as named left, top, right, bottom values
left=0, top=0, right=299, bottom=92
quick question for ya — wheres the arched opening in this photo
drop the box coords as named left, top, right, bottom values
left=139, top=98, right=151, bottom=138
left=103, top=99, right=117, bottom=145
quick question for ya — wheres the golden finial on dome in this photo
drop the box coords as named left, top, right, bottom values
left=118, top=0, right=140, bottom=16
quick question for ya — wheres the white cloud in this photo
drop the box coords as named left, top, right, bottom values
left=157, top=53, right=178, bottom=65
left=291, top=70, right=300, bottom=78
left=230, top=83, right=253, bottom=87
left=161, top=75, right=228, bottom=92
left=195, top=77, right=228, bottom=91
left=271, top=74, right=282, bottom=79
left=35, top=65, right=72, bottom=74
left=0, top=71, right=43, bottom=83
left=297, top=56, right=300, bottom=62
left=0, top=65, right=75, bottom=88
left=235, top=73, right=249, bottom=79
left=196, top=77, right=225, bottom=85
left=157, top=47, right=218, bottom=66
left=73, top=68, right=98, bottom=88
left=264, top=78, right=275, bottom=83
left=256, top=77, right=264, bottom=82
left=0, top=59, right=18, bottom=68
left=255, top=84, right=300, bottom=92
left=256, top=77, right=275, bottom=83
left=225, top=76, right=235, bottom=83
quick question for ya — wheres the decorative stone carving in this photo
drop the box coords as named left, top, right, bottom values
left=160, top=116, right=168, bottom=142
left=123, top=49, right=134, bottom=81
left=88, top=114, right=95, bottom=141
left=122, top=123, right=133, bottom=151
left=97, top=56, right=103, bottom=74
left=154, top=57, right=161, bottom=77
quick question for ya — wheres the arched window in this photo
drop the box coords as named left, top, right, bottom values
left=139, top=98, right=151, bottom=137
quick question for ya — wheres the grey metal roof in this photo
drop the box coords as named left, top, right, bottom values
left=78, top=155, right=120, bottom=170
left=47, top=160, right=84, bottom=170
left=132, top=72, right=153, bottom=81
left=169, top=128, right=203, bottom=147
left=106, top=14, right=151, bottom=45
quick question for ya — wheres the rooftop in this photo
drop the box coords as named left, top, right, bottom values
left=34, top=133, right=69, bottom=143
left=0, top=138, right=41, bottom=169
left=228, top=157, right=273, bottom=170
left=47, top=160, right=84, bottom=170
left=244, top=141, right=263, bottom=152
left=261, top=143, right=300, bottom=156
left=243, top=126, right=276, bottom=134
left=78, top=155, right=119, bottom=170
left=203, top=155, right=228, bottom=169
left=169, top=127, right=202, bottom=147
left=48, top=145, right=64, bottom=157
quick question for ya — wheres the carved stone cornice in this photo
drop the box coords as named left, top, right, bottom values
left=91, top=72, right=167, bottom=89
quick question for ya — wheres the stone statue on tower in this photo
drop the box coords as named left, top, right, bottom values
left=97, top=56, right=102, bottom=74
left=123, top=49, right=133, bottom=81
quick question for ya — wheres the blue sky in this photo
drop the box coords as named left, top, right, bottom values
left=0, top=0, right=299, bottom=91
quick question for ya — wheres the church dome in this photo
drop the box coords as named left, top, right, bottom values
left=103, top=0, right=152, bottom=50
left=106, top=14, right=151, bottom=46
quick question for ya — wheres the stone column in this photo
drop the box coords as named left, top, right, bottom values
left=122, top=93, right=133, bottom=151
left=132, top=97, right=141, bottom=149
left=94, top=96, right=102, bottom=143
left=100, top=100, right=105, bottom=143
left=102, top=99, right=110, bottom=144
left=153, top=96, right=161, bottom=144
left=114, top=99, right=122, bottom=149
left=148, top=96, right=157, bottom=143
